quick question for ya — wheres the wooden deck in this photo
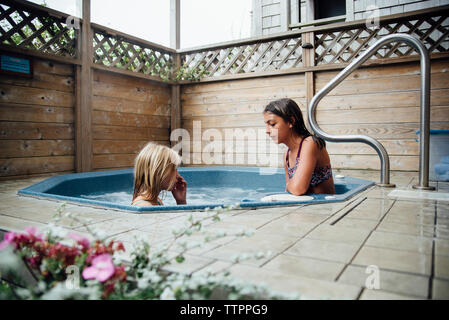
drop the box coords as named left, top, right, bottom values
left=1, top=169, right=448, bottom=300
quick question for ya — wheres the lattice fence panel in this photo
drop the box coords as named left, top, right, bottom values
left=315, top=12, right=449, bottom=65
left=180, top=36, right=303, bottom=79
left=0, top=2, right=77, bottom=57
left=92, top=28, right=174, bottom=80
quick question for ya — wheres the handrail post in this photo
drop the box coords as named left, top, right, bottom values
left=308, top=33, right=434, bottom=189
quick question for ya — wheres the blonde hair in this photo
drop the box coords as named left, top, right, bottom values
left=132, top=143, right=182, bottom=202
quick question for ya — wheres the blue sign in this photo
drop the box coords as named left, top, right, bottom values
left=1, top=54, right=31, bottom=74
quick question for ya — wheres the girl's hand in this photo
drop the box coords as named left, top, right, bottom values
left=172, top=173, right=187, bottom=205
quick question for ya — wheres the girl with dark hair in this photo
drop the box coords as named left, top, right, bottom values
left=264, top=98, right=335, bottom=196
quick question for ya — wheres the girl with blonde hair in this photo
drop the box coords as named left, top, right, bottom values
left=132, top=143, right=187, bottom=206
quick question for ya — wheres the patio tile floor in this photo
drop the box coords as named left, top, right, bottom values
left=1, top=170, right=448, bottom=300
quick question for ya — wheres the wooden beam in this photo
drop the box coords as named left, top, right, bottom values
left=303, top=31, right=315, bottom=132
left=171, top=53, right=181, bottom=147
left=76, top=0, right=93, bottom=172
left=170, top=0, right=180, bottom=50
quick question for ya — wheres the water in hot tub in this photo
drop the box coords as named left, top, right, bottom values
left=80, top=186, right=278, bottom=206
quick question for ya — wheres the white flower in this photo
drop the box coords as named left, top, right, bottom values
left=160, top=287, right=175, bottom=300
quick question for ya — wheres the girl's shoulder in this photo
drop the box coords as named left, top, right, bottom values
left=302, top=136, right=319, bottom=150
left=132, top=197, right=155, bottom=206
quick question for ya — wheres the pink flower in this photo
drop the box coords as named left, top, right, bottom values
left=82, top=254, right=115, bottom=282
left=25, top=226, right=43, bottom=240
left=68, top=233, right=90, bottom=250
left=0, top=232, right=15, bottom=250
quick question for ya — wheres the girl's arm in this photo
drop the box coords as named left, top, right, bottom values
left=286, top=138, right=317, bottom=196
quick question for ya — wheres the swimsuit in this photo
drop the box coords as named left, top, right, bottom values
left=286, top=137, right=333, bottom=187
left=132, top=198, right=162, bottom=206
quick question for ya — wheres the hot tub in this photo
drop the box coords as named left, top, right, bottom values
left=18, top=167, right=375, bottom=212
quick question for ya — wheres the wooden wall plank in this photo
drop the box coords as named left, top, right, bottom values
left=0, top=72, right=75, bottom=93
left=93, top=125, right=170, bottom=141
left=0, top=156, right=75, bottom=177
left=315, top=72, right=449, bottom=96
left=319, top=89, right=449, bottom=110
left=33, top=59, right=74, bottom=76
left=1, top=140, right=74, bottom=158
left=93, top=140, right=169, bottom=155
left=92, top=95, right=170, bottom=116
left=93, top=81, right=171, bottom=104
left=0, top=122, right=74, bottom=140
left=316, top=59, right=449, bottom=82
left=182, top=73, right=306, bottom=94
left=0, top=104, right=74, bottom=123
left=316, top=106, right=449, bottom=124
left=92, top=111, right=170, bottom=128
left=93, top=154, right=137, bottom=169
left=182, top=84, right=306, bottom=106
left=0, top=84, right=74, bottom=107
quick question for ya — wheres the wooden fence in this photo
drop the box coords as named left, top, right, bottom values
left=0, top=0, right=448, bottom=179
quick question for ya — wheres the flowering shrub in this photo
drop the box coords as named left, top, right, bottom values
left=0, top=204, right=299, bottom=300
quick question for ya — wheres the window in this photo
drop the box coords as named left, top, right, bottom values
left=290, top=0, right=347, bottom=29
left=314, top=0, right=346, bottom=20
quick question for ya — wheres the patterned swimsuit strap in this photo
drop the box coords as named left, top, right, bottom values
left=286, top=137, right=306, bottom=168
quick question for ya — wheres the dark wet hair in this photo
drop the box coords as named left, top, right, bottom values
left=264, top=98, right=326, bottom=149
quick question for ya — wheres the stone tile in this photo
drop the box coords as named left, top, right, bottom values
left=338, top=265, right=429, bottom=298
left=346, top=199, right=394, bottom=221
left=263, top=254, right=345, bottom=281
left=108, top=229, right=172, bottom=245
left=334, top=218, right=378, bottom=230
left=257, top=215, right=321, bottom=237
left=435, top=255, right=449, bottom=280
left=383, top=213, right=435, bottom=227
left=359, top=289, right=419, bottom=300
left=364, top=187, right=397, bottom=199
left=437, top=202, right=449, bottom=218
left=296, top=203, right=344, bottom=216
left=435, top=239, right=449, bottom=257
left=365, top=231, right=433, bottom=254
left=0, top=205, right=118, bottom=229
left=0, top=214, right=47, bottom=233
left=203, top=233, right=298, bottom=267
left=305, top=224, right=371, bottom=245
left=389, top=200, right=436, bottom=215
left=75, top=214, right=174, bottom=237
left=353, top=246, right=432, bottom=276
left=436, top=227, right=449, bottom=240
left=239, top=206, right=299, bottom=217
left=206, top=214, right=277, bottom=230
left=133, top=214, right=189, bottom=231
left=157, top=230, right=239, bottom=256
left=227, top=264, right=361, bottom=300
left=285, top=238, right=360, bottom=263
left=432, top=278, right=449, bottom=299
left=162, top=254, right=214, bottom=276
left=0, top=214, right=93, bottom=244
left=377, top=221, right=434, bottom=237
left=194, top=261, right=233, bottom=276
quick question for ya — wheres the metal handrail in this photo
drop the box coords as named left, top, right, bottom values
left=308, top=33, right=434, bottom=189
